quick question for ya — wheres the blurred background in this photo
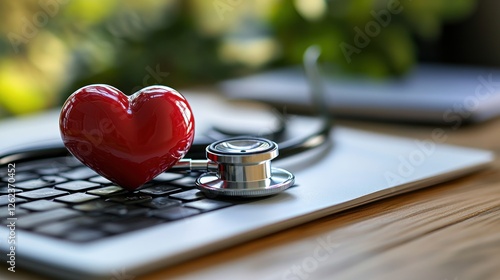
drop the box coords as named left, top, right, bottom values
left=0, top=0, right=498, bottom=117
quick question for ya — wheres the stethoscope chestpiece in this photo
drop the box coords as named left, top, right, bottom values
left=195, top=137, right=295, bottom=198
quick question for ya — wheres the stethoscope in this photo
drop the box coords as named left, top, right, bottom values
left=174, top=137, right=298, bottom=197
left=0, top=46, right=331, bottom=198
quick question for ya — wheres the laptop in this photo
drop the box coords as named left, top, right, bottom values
left=0, top=92, right=494, bottom=279
left=220, top=64, right=500, bottom=123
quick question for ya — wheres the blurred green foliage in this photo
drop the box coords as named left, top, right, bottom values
left=0, top=0, right=477, bottom=116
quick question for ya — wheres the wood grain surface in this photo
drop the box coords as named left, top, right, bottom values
left=143, top=118, right=500, bottom=280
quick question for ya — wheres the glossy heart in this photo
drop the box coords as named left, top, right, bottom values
left=59, top=85, right=195, bottom=190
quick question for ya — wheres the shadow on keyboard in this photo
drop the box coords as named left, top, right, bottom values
left=0, top=156, right=252, bottom=243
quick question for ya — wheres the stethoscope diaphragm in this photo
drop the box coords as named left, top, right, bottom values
left=195, top=137, right=295, bottom=197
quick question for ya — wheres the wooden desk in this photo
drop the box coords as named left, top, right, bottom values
left=143, top=118, right=500, bottom=280
left=6, top=118, right=500, bottom=280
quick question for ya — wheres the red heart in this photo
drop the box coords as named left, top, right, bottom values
left=59, top=84, right=195, bottom=190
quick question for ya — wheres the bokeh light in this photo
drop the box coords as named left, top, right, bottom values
left=0, top=0, right=478, bottom=117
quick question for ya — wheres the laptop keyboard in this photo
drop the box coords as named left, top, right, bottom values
left=0, top=156, right=237, bottom=243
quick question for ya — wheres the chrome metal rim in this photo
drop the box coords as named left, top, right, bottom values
left=195, top=167, right=294, bottom=197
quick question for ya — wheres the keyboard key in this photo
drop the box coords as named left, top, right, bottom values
left=17, top=188, right=69, bottom=200
left=153, top=172, right=184, bottom=182
left=0, top=207, right=28, bottom=219
left=55, top=193, right=99, bottom=204
left=16, top=160, right=62, bottom=172
left=169, top=189, right=204, bottom=202
left=184, top=199, right=233, bottom=212
left=88, top=176, right=112, bottom=185
left=0, top=195, right=27, bottom=206
left=35, top=166, right=70, bottom=175
left=137, top=182, right=156, bottom=190
left=36, top=220, right=108, bottom=242
left=87, top=186, right=126, bottom=197
left=100, top=216, right=163, bottom=234
left=35, top=221, right=81, bottom=237
left=152, top=206, right=200, bottom=220
left=0, top=186, right=22, bottom=194
left=55, top=181, right=100, bottom=192
left=60, top=167, right=98, bottom=180
left=40, top=176, right=68, bottom=185
left=15, top=179, right=52, bottom=190
left=73, top=200, right=117, bottom=212
left=139, top=185, right=181, bottom=195
left=61, top=156, right=84, bottom=167
left=106, top=194, right=152, bottom=204
left=20, top=200, right=66, bottom=211
left=17, top=208, right=80, bottom=229
left=103, top=205, right=150, bottom=217
left=170, top=176, right=197, bottom=188
left=141, top=197, right=181, bottom=209
left=58, top=215, right=117, bottom=228
left=2, top=172, right=38, bottom=183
